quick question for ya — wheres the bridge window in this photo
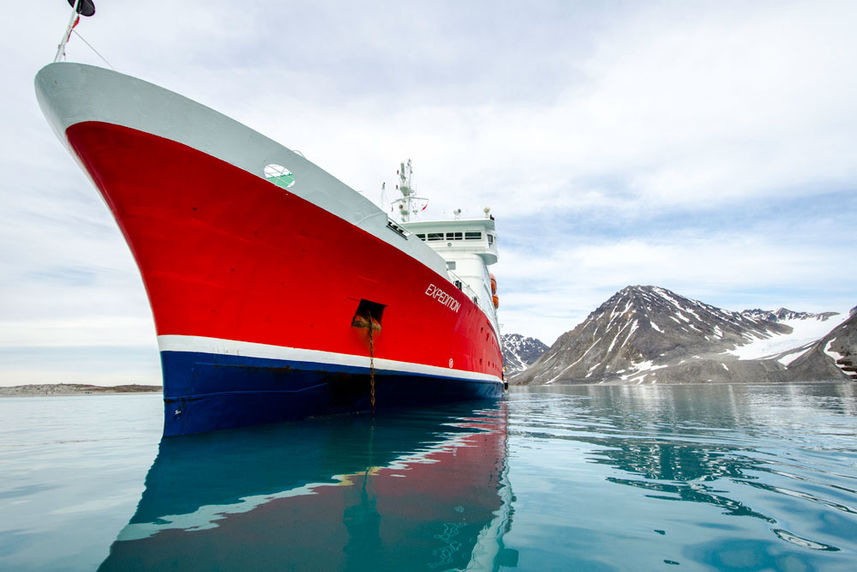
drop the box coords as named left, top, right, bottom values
left=465, top=231, right=482, bottom=240
left=445, top=232, right=463, bottom=240
left=427, top=233, right=444, bottom=241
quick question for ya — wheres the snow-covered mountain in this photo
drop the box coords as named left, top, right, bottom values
left=512, top=285, right=853, bottom=385
left=726, top=310, right=846, bottom=364
left=740, top=308, right=839, bottom=322
left=788, top=307, right=857, bottom=381
left=501, top=333, right=548, bottom=375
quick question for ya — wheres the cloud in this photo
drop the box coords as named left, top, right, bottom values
left=200, top=0, right=857, bottom=229
left=0, top=317, right=156, bottom=348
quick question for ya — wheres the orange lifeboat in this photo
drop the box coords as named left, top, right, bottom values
left=490, top=273, right=497, bottom=294
left=492, top=294, right=499, bottom=309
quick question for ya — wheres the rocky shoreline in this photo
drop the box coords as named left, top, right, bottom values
left=0, top=383, right=161, bottom=397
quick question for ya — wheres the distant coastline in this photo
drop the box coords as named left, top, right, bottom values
left=0, top=383, right=161, bottom=397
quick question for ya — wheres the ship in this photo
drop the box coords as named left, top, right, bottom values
left=35, top=5, right=504, bottom=436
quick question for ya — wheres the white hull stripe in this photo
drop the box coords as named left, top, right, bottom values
left=157, top=335, right=503, bottom=384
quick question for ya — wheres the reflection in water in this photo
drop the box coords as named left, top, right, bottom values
left=512, top=383, right=857, bottom=567
left=100, top=402, right=516, bottom=571
left=4, top=384, right=856, bottom=569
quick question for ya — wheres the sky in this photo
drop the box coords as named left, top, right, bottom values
left=1, top=1, right=855, bottom=386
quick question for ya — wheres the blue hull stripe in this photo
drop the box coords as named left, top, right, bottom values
left=160, top=350, right=504, bottom=436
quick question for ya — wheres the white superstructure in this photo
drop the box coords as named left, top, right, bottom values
left=387, top=161, right=501, bottom=332
left=401, top=217, right=500, bottom=326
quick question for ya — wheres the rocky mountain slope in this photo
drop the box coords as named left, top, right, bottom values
left=512, top=286, right=853, bottom=385
left=501, top=333, right=548, bottom=375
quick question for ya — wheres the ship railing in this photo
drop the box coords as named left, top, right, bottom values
left=447, top=270, right=481, bottom=305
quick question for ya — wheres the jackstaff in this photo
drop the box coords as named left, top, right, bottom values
left=54, top=0, right=96, bottom=62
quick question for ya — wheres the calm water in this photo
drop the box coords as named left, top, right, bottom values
left=1, top=383, right=856, bottom=570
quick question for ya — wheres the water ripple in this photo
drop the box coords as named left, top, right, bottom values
left=506, top=383, right=857, bottom=568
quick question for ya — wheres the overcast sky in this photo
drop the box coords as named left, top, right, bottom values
left=2, top=1, right=855, bottom=386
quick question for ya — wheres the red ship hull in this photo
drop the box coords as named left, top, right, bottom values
left=62, top=120, right=503, bottom=435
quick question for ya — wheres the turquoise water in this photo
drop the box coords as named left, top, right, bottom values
left=1, top=383, right=855, bottom=570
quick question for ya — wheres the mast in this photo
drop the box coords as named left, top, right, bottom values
left=390, top=159, right=428, bottom=222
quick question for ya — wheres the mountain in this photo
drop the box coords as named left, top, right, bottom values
left=512, top=285, right=852, bottom=385
left=501, top=333, right=549, bottom=375
left=741, top=308, right=839, bottom=322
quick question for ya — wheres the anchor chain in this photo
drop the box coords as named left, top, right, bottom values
left=368, top=315, right=376, bottom=416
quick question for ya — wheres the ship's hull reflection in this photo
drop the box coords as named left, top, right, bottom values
left=100, top=402, right=515, bottom=571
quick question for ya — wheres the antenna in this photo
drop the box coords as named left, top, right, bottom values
left=55, top=1, right=97, bottom=62
left=390, top=159, right=428, bottom=222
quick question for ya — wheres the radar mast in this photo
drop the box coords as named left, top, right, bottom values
left=390, top=159, right=428, bottom=222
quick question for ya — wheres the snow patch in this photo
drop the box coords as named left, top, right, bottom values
left=634, top=359, right=667, bottom=372
left=683, top=306, right=702, bottom=321
left=727, top=314, right=847, bottom=361
left=824, top=339, right=844, bottom=363
left=777, top=345, right=812, bottom=366
left=619, top=360, right=667, bottom=381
